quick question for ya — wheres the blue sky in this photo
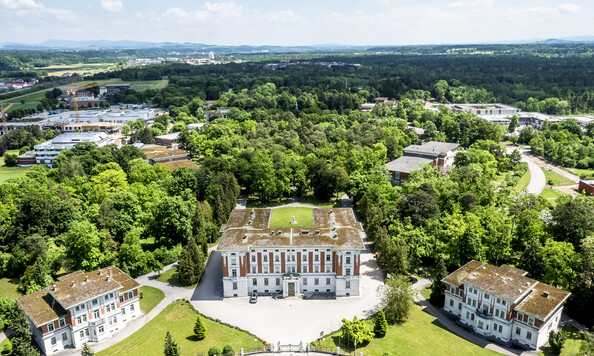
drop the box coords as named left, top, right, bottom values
left=0, top=0, right=592, bottom=45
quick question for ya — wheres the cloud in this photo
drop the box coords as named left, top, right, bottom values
left=448, top=0, right=494, bottom=8
left=558, top=3, right=581, bottom=13
left=101, top=0, right=122, bottom=12
left=162, top=1, right=243, bottom=24
left=0, top=0, right=43, bottom=9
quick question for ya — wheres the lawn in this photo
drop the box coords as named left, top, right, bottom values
left=539, top=325, right=583, bottom=356
left=0, top=335, right=11, bottom=354
left=246, top=191, right=342, bottom=209
left=0, top=277, right=23, bottom=300
left=314, top=305, right=498, bottom=356
left=542, top=169, right=576, bottom=186
left=539, top=188, right=566, bottom=206
left=155, top=267, right=197, bottom=290
left=0, top=150, right=30, bottom=183
left=96, top=301, right=265, bottom=356
left=269, top=207, right=314, bottom=228
left=566, top=167, right=594, bottom=180
left=66, top=78, right=169, bottom=91
left=514, top=170, right=531, bottom=193
left=139, top=286, right=165, bottom=314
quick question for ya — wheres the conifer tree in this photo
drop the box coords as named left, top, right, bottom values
left=11, top=304, right=39, bottom=356
left=430, top=255, right=448, bottom=307
left=374, top=310, right=388, bottom=337
left=188, top=238, right=205, bottom=283
left=164, top=331, right=179, bottom=356
left=194, top=315, right=207, bottom=340
left=177, top=248, right=195, bottom=286
left=81, top=342, right=95, bottom=356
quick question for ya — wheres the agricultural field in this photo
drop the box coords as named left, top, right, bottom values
left=36, top=62, right=121, bottom=77
left=268, top=207, right=314, bottom=228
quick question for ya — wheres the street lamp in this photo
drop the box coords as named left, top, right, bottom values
left=254, top=338, right=257, bottom=351
left=354, top=338, right=357, bottom=356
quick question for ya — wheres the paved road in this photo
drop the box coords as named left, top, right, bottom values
left=522, top=156, right=546, bottom=195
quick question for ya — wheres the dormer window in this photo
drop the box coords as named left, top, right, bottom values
left=48, top=323, right=54, bottom=332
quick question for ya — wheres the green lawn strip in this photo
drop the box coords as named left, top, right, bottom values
left=246, top=197, right=292, bottom=209
left=155, top=267, right=196, bottom=290
left=0, top=334, right=11, bottom=353
left=514, top=170, right=531, bottom=193
left=139, top=286, right=165, bottom=314
left=421, top=285, right=432, bottom=301
left=542, top=169, right=576, bottom=186
left=538, top=188, right=566, bottom=201
left=0, top=277, right=23, bottom=300
left=269, top=207, right=314, bottom=228
left=96, top=301, right=266, bottom=356
left=313, top=305, right=498, bottom=356
left=538, top=324, right=583, bottom=356
left=566, top=167, right=594, bottom=180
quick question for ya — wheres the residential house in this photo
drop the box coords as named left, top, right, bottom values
left=578, top=180, right=594, bottom=196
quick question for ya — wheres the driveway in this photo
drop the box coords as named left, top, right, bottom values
left=504, top=145, right=545, bottom=196
left=190, top=243, right=384, bottom=345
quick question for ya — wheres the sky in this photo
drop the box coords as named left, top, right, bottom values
left=0, top=0, right=593, bottom=46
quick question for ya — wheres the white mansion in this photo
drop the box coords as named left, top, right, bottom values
left=442, top=260, right=570, bottom=350
left=17, top=266, right=140, bottom=355
left=217, top=208, right=365, bottom=298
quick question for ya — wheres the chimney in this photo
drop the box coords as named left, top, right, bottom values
left=98, top=269, right=102, bottom=275
left=543, top=291, right=549, bottom=298
left=108, top=267, right=113, bottom=276
left=52, top=284, right=57, bottom=291
left=85, top=276, right=89, bottom=282
left=71, top=281, right=75, bottom=287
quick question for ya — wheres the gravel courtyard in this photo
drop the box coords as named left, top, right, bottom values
left=190, top=247, right=384, bottom=345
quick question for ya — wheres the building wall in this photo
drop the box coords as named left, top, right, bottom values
left=578, top=181, right=594, bottom=196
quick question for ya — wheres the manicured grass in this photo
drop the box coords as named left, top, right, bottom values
left=0, top=335, right=11, bottom=353
left=155, top=267, right=196, bottom=290
left=514, top=170, right=531, bottom=193
left=269, top=207, right=314, bottom=228
left=539, top=188, right=566, bottom=205
left=245, top=192, right=342, bottom=209
left=316, top=305, right=498, bottom=356
left=0, top=277, right=23, bottom=300
left=0, top=152, right=30, bottom=183
left=139, top=286, right=165, bottom=314
left=566, top=167, right=594, bottom=180
left=421, top=285, right=431, bottom=300
left=539, top=325, right=583, bottom=356
left=542, top=169, right=576, bottom=186
left=96, top=301, right=265, bottom=356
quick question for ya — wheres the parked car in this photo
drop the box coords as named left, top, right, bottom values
left=249, top=292, right=258, bottom=304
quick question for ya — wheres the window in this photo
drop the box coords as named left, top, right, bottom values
left=121, top=308, right=126, bottom=315
left=251, top=255, right=256, bottom=262
left=518, top=313, right=524, bottom=322
left=458, top=303, right=462, bottom=310
left=345, top=281, right=351, bottom=289
left=80, top=331, right=85, bottom=338
left=314, top=278, right=319, bottom=285
left=99, top=326, right=104, bottom=333
left=83, top=315, right=87, bottom=322
left=276, top=278, right=280, bottom=286
left=528, top=317, right=534, bottom=326
left=471, top=313, right=475, bottom=321
left=466, top=311, right=470, bottom=319
left=264, top=278, right=269, bottom=286
left=59, top=318, right=65, bottom=328
left=77, top=317, right=82, bottom=324
left=111, top=316, right=117, bottom=325
left=484, top=293, right=490, bottom=300
left=251, top=266, right=256, bottom=273
left=326, top=254, right=331, bottom=261
left=275, top=255, right=279, bottom=262
left=346, top=268, right=351, bottom=276
left=326, top=278, right=331, bottom=285
left=478, top=321, right=484, bottom=329
left=498, top=325, right=503, bottom=333
left=501, top=300, right=506, bottom=306
left=314, top=266, right=320, bottom=273
left=109, top=293, right=114, bottom=299
left=526, top=331, right=532, bottom=340
left=128, top=292, right=133, bottom=299
left=92, top=299, right=98, bottom=306
left=232, top=282, right=237, bottom=290
left=263, top=255, right=268, bottom=263
left=130, top=304, right=134, bottom=312
left=449, top=299, right=454, bottom=307
left=274, top=266, right=280, bottom=273
left=346, top=257, right=351, bottom=264
left=75, top=305, right=80, bottom=312
left=252, top=278, right=257, bottom=286
left=232, top=269, right=237, bottom=277
left=94, top=310, right=100, bottom=319
left=302, top=254, right=307, bottom=261
left=494, top=322, right=498, bottom=331
left=231, top=257, right=237, bottom=265
left=516, top=327, right=521, bottom=335
left=119, top=296, right=124, bottom=303
left=62, top=333, right=67, bottom=341
left=303, top=278, right=308, bottom=286
left=51, top=337, right=56, bottom=345
left=106, top=304, right=111, bottom=313
left=302, top=266, right=308, bottom=273
left=48, top=323, right=54, bottom=332
left=315, top=255, right=319, bottom=262
left=263, top=266, right=269, bottom=274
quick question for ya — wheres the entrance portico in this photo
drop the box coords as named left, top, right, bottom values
left=282, top=273, right=301, bottom=298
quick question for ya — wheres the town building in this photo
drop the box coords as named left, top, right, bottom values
left=578, top=180, right=594, bottom=196
left=385, top=141, right=459, bottom=184
left=385, top=156, right=433, bottom=184
left=21, top=132, right=119, bottom=167
left=447, top=104, right=521, bottom=117
left=442, top=260, right=570, bottom=350
left=16, top=266, right=140, bottom=355
left=154, top=132, right=180, bottom=149
left=139, top=145, right=192, bottom=169
left=218, top=208, right=365, bottom=298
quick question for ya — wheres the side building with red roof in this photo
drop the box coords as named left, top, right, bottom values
left=442, top=260, right=570, bottom=351
left=16, top=266, right=141, bottom=355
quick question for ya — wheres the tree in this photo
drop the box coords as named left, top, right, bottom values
left=177, top=248, right=195, bottom=286
left=188, top=238, right=205, bottom=283
left=373, top=310, right=388, bottom=337
left=404, top=182, right=440, bottom=226
left=567, top=236, right=594, bottom=329
left=540, top=239, right=578, bottom=288
left=4, top=152, right=17, bottom=167
left=222, top=345, right=234, bottom=356
left=340, top=316, right=374, bottom=348
left=508, top=115, right=519, bottom=133
left=429, top=256, right=447, bottom=307
left=208, top=346, right=222, bottom=356
left=548, top=330, right=565, bottom=356
left=549, top=196, right=594, bottom=248
left=580, top=332, right=594, bottom=356
left=379, top=276, right=414, bottom=324
left=11, top=303, right=39, bottom=356
left=81, top=342, right=95, bottom=356
left=194, top=315, right=207, bottom=340
left=164, top=331, right=179, bottom=356
left=149, top=196, right=194, bottom=246
left=64, top=220, right=111, bottom=272
left=19, top=257, right=52, bottom=294
left=121, top=125, right=131, bottom=135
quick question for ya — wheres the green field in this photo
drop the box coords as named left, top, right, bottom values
left=0, top=151, right=30, bottom=183
left=155, top=267, right=197, bottom=290
left=71, top=78, right=169, bottom=90
left=543, top=169, right=576, bottom=186
left=539, top=188, right=566, bottom=205
left=0, top=277, right=23, bottom=300
left=139, top=286, right=165, bottom=314
left=0, top=335, right=11, bottom=353
left=566, top=167, right=594, bottom=180
left=514, top=170, right=531, bottom=193
left=539, top=325, right=584, bottom=356
left=269, top=207, right=314, bottom=228
left=96, top=301, right=265, bottom=356
left=314, top=305, right=498, bottom=356
left=37, top=62, right=120, bottom=77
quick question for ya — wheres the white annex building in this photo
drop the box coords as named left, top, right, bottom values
left=442, top=260, right=570, bottom=350
left=16, top=266, right=141, bottom=355
left=217, top=208, right=365, bottom=298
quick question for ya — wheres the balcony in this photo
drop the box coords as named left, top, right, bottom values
left=476, top=308, right=493, bottom=319
left=88, top=319, right=105, bottom=327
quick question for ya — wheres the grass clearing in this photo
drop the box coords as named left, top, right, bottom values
left=139, top=286, right=165, bottom=314
left=0, top=277, right=23, bottom=300
left=539, top=188, right=566, bottom=205
left=566, top=167, right=594, bottom=180
left=0, top=150, right=30, bottom=183
left=514, top=170, right=531, bottom=193
left=314, top=305, right=498, bottom=356
left=0, top=335, right=11, bottom=353
left=96, top=301, right=266, bottom=356
left=542, top=169, right=576, bottom=186
left=64, top=78, right=169, bottom=91
left=539, top=324, right=583, bottom=356
left=155, top=267, right=196, bottom=290
left=269, top=207, right=314, bottom=228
